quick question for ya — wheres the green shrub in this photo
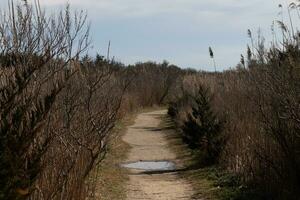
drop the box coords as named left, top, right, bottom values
left=168, top=84, right=224, bottom=165
left=167, top=102, right=179, bottom=118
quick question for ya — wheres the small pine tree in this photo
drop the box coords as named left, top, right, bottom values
left=182, top=85, right=223, bottom=165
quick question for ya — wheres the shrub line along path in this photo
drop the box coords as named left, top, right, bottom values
left=122, top=110, right=196, bottom=200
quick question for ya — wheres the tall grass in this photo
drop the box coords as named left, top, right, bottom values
left=168, top=3, right=300, bottom=199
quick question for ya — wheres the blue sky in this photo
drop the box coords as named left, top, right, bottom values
left=0, top=0, right=297, bottom=71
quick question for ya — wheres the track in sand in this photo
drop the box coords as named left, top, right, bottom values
left=122, top=110, right=195, bottom=200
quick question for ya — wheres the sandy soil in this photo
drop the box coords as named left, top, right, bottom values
left=122, top=110, right=195, bottom=200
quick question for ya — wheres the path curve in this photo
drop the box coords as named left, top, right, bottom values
left=122, top=110, right=194, bottom=200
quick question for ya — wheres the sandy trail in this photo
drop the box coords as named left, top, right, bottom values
left=122, top=110, right=194, bottom=200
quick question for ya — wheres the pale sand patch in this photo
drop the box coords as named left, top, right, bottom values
left=123, top=110, right=195, bottom=200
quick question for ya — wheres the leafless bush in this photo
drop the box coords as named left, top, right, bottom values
left=167, top=7, right=300, bottom=198
left=197, top=31, right=299, bottom=199
left=0, top=1, right=128, bottom=200
left=125, top=61, right=182, bottom=108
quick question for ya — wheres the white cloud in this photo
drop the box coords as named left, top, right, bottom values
left=34, top=0, right=285, bottom=33
left=0, top=0, right=287, bottom=26
left=0, top=0, right=297, bottom=70
left=15, top=0, right=274, bottom=16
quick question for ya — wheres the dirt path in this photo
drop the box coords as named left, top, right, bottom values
left=122, top=110, right=195, bottom=200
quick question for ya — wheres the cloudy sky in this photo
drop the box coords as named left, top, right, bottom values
left=0, top=0, right=297, bottom=70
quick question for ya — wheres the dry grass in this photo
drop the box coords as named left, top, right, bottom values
left=92, top=114, right=135, bottom=200
left=92, top=107, right=164, bottom=200
left=159, top=114, right=246, bottom=200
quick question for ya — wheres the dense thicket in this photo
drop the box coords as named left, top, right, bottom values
left=2, top=1, right=300, bottom=200
left=168, top=27, right=300, bottom=200
left=0, top=1, right=184, bottom=200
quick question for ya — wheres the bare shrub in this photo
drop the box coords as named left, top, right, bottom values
left=0, top=1, right=128, bottom=199
left=168, top=12, right=299, bottom=199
